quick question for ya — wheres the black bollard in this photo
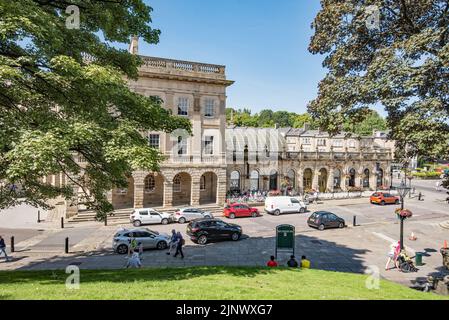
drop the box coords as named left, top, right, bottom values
left=10, top=236, right=14, bottom=253
left=104, top=214, right=108, bottom=226
left=65, top=237, right=69, bottom=254
left=418, top=192, right=422, bottom=201
left=61, top=217, right=64, bottom=229
left=37, top=210, right=41, bottom=223
left=353, top=215, right=357, bottom=227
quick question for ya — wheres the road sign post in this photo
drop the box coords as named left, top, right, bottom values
left=275, top=224, right=295, bottom=259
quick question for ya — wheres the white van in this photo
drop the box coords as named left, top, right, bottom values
left=265, top=196, right=307, bottom=216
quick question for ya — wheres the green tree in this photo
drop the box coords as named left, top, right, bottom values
left=0, top=0, right=191, bottom=218
left=308, top=0, right=449, bottom=161
left=344, top=110, right=387, bottom=136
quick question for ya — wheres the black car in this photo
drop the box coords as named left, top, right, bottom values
left=307, top=211, right=345, bottom=231
left=186, top=218, right=242, bottom=245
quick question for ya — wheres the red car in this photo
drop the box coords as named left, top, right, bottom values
left=223, top=203, right=260, bottom=219
left=370, top=192, right=400, bottom=206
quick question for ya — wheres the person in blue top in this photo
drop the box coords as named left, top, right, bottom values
left=0, top=235, right=10, bottom=262
left=167, top=229, right=178, bottom=256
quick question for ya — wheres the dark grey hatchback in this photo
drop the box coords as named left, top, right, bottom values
left=307, top=211, right=345, bottom=231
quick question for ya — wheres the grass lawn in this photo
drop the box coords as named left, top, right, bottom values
left=0, top=267, right=446, bottom=300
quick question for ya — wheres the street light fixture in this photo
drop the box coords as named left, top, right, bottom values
left=396, top=182, right=411, bottom=251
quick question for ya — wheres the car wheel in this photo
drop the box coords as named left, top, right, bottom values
left=178, top=217, right=186, bottom=224
left=133, top=220, right=142, bottom=227
left=274, top=210, right=281, bottom=216
left=156, top=241, right=167, bottom=250
left=198, top=235, right=208, bottom=245
left=161, top=218, right=169, bottom=225
left=251, top=212, right=258, bottom=218
left=381, top=201, right=386, bottom=206
left=338, top=222, right=345, bottom=229
left=299, top=208, right=305, bottom=214
left=204, top=215, right=212, bottom=219
left=229, top=213, right=236, bottom=219
left=117, top=244, right=128, bottom=255
left=318, top=224, right=325, bottom=231
left=231, top=233, right=240, bottom=241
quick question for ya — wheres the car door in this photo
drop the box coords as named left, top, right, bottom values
left=327, top=214, right=339, bottom=228
left=149, top=211, right=162, bottom=224
left=138, top=210, right=150, bottom=224
left=135, top=231, right=154, bottom=249
left=190, top=209, right=203, bottom=220
left=290, top=198, right=301, bottom=213
left=203, top=221, right=218, bottom=239
left=214, top=220, right=230, bottom=239
left=181, top=209, right=193, bottom=221
left=240, top=205, right=251, bottom=217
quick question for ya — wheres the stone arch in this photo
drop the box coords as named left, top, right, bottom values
left=269, top=169, right=278, bottom=191
left=303, top=168, right=313, bottom=190
left=285, top=169, right=296, bottom=190
left=172, top=172, right=192, bottom=207
left=112, top=176, right=134, bottom=209
left=230, top=170, right=241, bottom=193
left=363, top=168, right=370, bottom=188
left=143, top=173, right=164, bottom=207
left=377, top=167, right=384, bottom=188
left=318, top=168, right=328, bottom=193
left=333, top=168, right=342, bottom=190
left=200, top=172, right=218, bottom=205
left=250, top=169, right=260, bottom=191
left=348, top=168, right=356, bottom=187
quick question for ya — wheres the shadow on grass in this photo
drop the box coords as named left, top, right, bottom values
left=0, top=230, right=373, bottom=287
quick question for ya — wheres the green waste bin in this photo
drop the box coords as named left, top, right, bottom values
left=415, top=252, right=423, bottom=266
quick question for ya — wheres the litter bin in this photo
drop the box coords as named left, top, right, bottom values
left=441, top=248, right=449, bottom=271
left=415, top=252, right=423, bottom=267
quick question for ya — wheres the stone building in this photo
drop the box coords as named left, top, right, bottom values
left=226, top=126, right=395, bottom=194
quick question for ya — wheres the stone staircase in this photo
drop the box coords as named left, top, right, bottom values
left=68, top=204, right=224, bottom=224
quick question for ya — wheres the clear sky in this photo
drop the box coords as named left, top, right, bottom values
left=137, top=0, right=326, bottom=114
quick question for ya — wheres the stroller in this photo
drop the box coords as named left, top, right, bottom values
left=397, top=252, right=419, bottom=273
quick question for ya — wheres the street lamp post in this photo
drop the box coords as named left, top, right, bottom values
left=396, top=182, right=411, bottom=251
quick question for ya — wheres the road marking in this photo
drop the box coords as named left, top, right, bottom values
left=371, top=232, right=416, bottom=254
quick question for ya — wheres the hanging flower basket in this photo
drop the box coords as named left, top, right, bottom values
left=395, top=208, right=413, bottom=219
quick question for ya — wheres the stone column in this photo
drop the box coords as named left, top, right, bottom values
left=312, top=169, right=319, bottom=190
left=191, top=179, right=201, bottom=206
left=133, top=174, right=145, bottom=209
left=192, top=94, right=202, bottom=163
left=163, top=181, right=173, bottom=208
left=216, top=170, right=227, bottom=205
left=327, top=168, right=334, bottom=192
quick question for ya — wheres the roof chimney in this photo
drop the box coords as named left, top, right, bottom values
left=303, top=123, right=310, bottom=131
left=129, top=36, right=139, bottom=55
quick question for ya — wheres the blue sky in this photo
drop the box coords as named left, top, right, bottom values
left=136, top=0, right=326, bottom=114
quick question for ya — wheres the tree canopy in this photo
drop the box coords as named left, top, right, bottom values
left=226, top=107, right=386, bottom=136
left=308, top=0, right=449, bottom=161
left=0, top=0, right=191, bottom=217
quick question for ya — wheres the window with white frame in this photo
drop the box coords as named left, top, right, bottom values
left=148, top=134, right=160, bottom=149
left=203, top=136, right=214, bottom=155
left=200, top=175, right=206, bottom=190
left=204, top=99, right=215, bottom=117
left=302, top=138, right=311, bottom=145
left=317, top=138, right=327, bottom=146
left=178, top=97, right=189, bottom=116
left=348, top=140, right=356, bottom=148
left=144, top=175, right=155, bottom=193
left=332, top=139, right=343, bottom=147
left=173, top=174, right=181, bottom=192
left=177, top=136, right=187, bottom=155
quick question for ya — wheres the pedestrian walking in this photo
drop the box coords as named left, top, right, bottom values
left=167, top=229, right=178, bottom=256
left=385, top=241, right=400, bottom=271
left=173, top=232, right=184, bottom=259
left=125, top=250, right=142, bottom=269
left=138, top=242, right=144, bottom=261
left=0, top=235, right=10, bottom=262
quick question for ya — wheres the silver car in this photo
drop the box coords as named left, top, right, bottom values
left=174, top=207, right=214, bottom=224
left=112, top=228, right=170, bottom=254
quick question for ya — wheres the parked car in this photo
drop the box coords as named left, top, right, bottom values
left=307, top=211, right=345, bottom=231
left=113, top=228, right=169, bottom=254
left=370, top=192, right=400, bottom=206
left=265, top=196, right=307, bottom=215
left=174, top=207, right=214, bottom=224
left=223, top=203, right=260, bottom=219
left=186, top=218, right=242, bottom=245
left=130, top=208, right=174, bottom=227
